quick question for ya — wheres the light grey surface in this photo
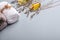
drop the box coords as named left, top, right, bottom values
left=0, top=0, right=60, bottom=40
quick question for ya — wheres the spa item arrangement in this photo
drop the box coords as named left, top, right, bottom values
left=0, top=0, right=60, bottom=30
left=11, top=0, right=60, bottom=18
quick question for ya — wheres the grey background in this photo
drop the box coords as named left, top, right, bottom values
left=0, top=0, right=60, bottom=40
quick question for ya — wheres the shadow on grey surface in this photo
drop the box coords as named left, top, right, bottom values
left=0, top=21, right=18, bottom=32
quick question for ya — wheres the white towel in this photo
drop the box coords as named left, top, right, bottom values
left=0, top=13, right=7, bottom=30
left=0, top=1, right=19, bottom=24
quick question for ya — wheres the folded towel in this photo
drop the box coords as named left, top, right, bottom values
left=0, top=1, right=19, bottom=30
left=0, top=1, right=19, bottom=24
left=0, top=13, right=7, bottom=30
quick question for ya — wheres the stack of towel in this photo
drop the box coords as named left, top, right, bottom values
left=0, top=1, right=19, bottom=30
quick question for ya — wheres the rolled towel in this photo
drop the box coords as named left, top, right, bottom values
left=0, top=13, right=7, bottom=30
left=0, top=1, right=19, bottom=24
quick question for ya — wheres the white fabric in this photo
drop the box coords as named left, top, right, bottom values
left=0, top=13, right=7, bottom=30
left=0, top=1, right=19, bottom=24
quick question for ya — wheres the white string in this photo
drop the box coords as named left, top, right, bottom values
left=41, top=0, right=60, bottom=10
